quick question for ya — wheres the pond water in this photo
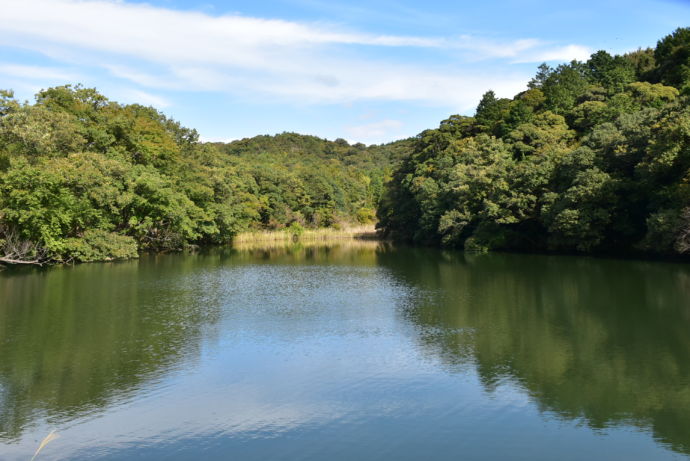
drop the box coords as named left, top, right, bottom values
left=1, top=242, right=689, bottom=460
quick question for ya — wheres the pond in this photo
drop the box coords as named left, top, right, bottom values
left=1, top=242, right=689, bottom=460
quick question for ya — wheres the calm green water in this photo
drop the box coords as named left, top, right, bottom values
left=1, top=243, right=690, bottom=460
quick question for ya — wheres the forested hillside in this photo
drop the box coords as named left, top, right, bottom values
left=2, top=27, right=689, bottom=265
left=212, top=133, right=411, bottom=228
left=378, top=27, right=690, bottom=256
left=0, top=87, right=408, bottom=264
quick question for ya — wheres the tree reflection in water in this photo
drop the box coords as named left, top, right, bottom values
left=378, top=248, right=690, bottom=455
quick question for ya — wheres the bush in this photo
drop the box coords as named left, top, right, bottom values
left=288, top=222, right=305, bottom=240
left=356, top=207, right=376, bottom=224
left=61, top=230, right=138, bottom=262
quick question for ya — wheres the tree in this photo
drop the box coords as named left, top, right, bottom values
left=378, top=28, right=690, bottom=257
left=475, top=90, right=510, bottom=134
left=653, top=27, right=690, bottom=90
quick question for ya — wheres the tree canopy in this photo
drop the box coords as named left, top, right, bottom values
left=0, top=86, right=410, bottom=264
left=3, top=28, right=690, bottom=263
left=378, top=28, right=690, bottom=257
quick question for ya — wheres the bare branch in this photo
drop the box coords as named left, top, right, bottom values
left=0, top=224, right=50, bottom=266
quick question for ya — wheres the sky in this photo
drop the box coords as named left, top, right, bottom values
left=1, top=0, right=689, bottom=144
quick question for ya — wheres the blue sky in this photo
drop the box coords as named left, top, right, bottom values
left=1, top=0, right=688, bottom=144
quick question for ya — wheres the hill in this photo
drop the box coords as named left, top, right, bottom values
left=0, top=90, right=408, bottom=264
left=378, top=27, right=690, bottom=257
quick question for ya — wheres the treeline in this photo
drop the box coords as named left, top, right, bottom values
left=378, top=27, right=690, bottom=256
left=212, top=133, right=411, bottom=228
left=2, top=28, right=689, bottom=264
left=0, top=87, right=408, bottom=264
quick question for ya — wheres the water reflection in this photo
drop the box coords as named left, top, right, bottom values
left=0, top=243, right=395, bottom=444
left=377, top=248, right=690, bottom=454
left=0, top=244, right=689, bottom=459
left=0, top=255, right=225, bottom=441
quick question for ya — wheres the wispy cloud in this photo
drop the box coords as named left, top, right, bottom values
left=0, top=63, right=84, bottom=101
left=512, top=44, right=593, bottom=63
left=0, top=63, right=80, bottom=82
left=119, top=89, right=172, bottom=108
left=449, top=36, right=591, bottom=62
left=199, top=136, right=239, bottom=143
left=0, top=0, right=591, bottom=111
left=346, top=119, right=404, bottom=144
left=452, top=37, right=543, bottom=59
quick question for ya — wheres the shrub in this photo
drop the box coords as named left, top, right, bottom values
left=61, top=230, right=138, bottom=262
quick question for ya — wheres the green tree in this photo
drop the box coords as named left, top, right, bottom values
left=653, top=27, right=690, bottom=90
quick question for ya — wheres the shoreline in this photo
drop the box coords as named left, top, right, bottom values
left=0, top=225, right=383, bottom=268
left=231, top=224, right=379, bottom=245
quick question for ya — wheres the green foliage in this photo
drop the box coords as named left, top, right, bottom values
left=4, top=28, right=690, bottom=262
left=378, top=28, right=690, bottom=256
left=356, top=207, right=376, bottom=223
left=626, top=81, right=679, bottom=109
left=653, top=27, right=690, bottom=90
left=475, top=90, right=511, bottom=134
left=213, top=132, right=411, bottom=229
left=124, top=165, right=207, bottom=250
left=542, top=167, right=619, bottom=251
left=0, top=154, right=123, bottom=253
left=62, top=230, right=138, bottom=262
left=0, top=105, right=86, bottom=158
left=0, top=88, right=407, bottom=264
left=533, top=61, right=590, bottom=114
left=623, top=48, right=656, bottom=78
left=287, top=222, right=305, bottom=239
left=587, top=50, right=636, bottom=93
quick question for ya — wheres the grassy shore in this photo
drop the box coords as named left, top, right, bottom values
left=230, top=237, right=385, bottom=254
left=231, top=224, right=379, bottom=246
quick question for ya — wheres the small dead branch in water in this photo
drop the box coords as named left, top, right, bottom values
left=0, top=225, right=49, bottom=266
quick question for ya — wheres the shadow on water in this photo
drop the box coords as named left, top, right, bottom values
left=376, top=247, right=690, bottom=455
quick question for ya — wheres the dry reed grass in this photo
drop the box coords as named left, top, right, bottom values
left=231, top=225, right=378, bottom=245
left=231, top=236, right=385, bottom=252
left=30, top=430, right=59, bottom=461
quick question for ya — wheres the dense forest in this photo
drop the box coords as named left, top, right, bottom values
left=1, top=27, right=689, bottom=264
left=378, top=27, right=690, bottom=256
left=0, top=87, right=410, bottom=264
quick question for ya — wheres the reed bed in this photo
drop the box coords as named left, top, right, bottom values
left=230, top=237, right=386, bottom=254
left=231, top=224, right=378, bottom=245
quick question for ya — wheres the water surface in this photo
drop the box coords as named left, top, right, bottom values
left=1, top=243, right=689, bottom=460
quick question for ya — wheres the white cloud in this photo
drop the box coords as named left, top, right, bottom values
left=104, top=65, right=180, bottom=90
left=452, top=36, right=543, bottom=59
left=513, top=44, right=593, bottom=63
left=0, top=0, right=592, bottom=111
left=0, top=0, right=445, bottom=70
left=0, top=63, right=80, bottom=82
left=346, top=119, right=404, bottom=143
left=199, top=135, right=238, bottom=143
left=450, top=36, right=592, bottom=62
left=0, top=64, right=84, bottom=102
left=118, top=89, right=172, bottom=108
